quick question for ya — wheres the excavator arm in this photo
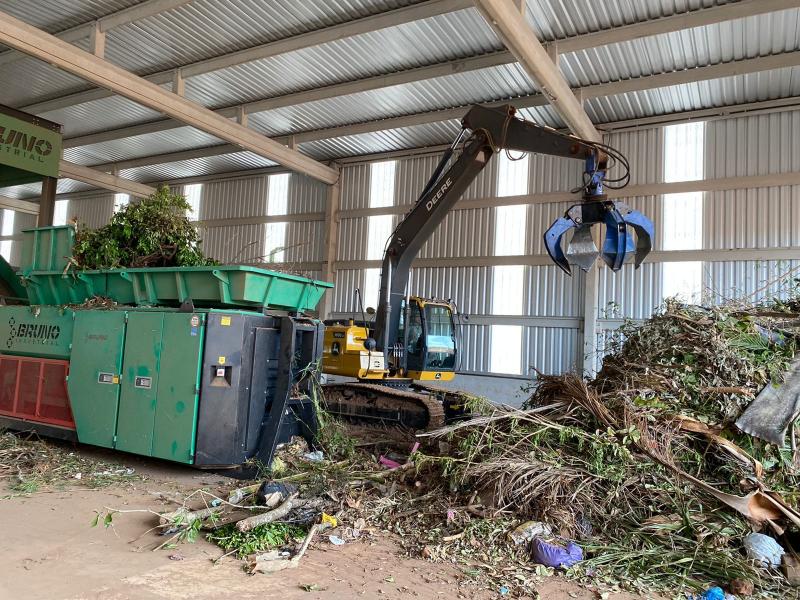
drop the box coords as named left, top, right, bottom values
left=372, top=104, right=654, bottom=355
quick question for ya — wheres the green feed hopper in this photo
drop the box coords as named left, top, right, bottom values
left=18, top=225, right=332, bottom=312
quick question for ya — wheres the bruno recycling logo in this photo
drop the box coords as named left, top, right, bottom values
left=6, top=317, right=61, bottom=349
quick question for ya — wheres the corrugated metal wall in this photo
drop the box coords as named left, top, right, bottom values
left=194, top=173, right=326, bottom=272
left=5, top=108, right=796, bottom=384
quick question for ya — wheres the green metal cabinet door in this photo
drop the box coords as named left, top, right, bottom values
left=67, top=311, right=126, bottom=448
left=151, top=313, right=205, bottom=464
left=116, top=312, right=163, bottom=457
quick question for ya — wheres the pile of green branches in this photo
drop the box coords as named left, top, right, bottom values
left=71, top=186, right=215, bottom=269
left=409, top=299, right=800, bottom=596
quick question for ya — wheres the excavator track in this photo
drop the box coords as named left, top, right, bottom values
left=322, top=382, right=448, bottom=431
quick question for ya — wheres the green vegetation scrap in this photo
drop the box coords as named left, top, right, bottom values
left=71, top=186, right=215, bottom=270
left=0, top=431, right=140, bottom=495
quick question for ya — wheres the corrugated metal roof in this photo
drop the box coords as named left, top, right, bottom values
left=39, top=96, right=164, bottom=137
left=104, top=0, right=424, bottom=75
left=524, top=0, right=735, bottom=41
left=2, top=0, right=799, bottom=189
left=586, top=66, right=800, bottom=124
left=297, top=120, right=461, bottom=159
left=559, top=9, right=800, bottom=86
left=117, top=151, right=278, bottom=182
left=63, top=126, right=223, bottom=165
left=246, top=63, right=534, bottom=136
left=183, top=7, right=500, bottom=108
left=0, top=0, right=139, bottom=35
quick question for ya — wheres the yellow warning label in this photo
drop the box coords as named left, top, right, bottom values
left=221, top=316, right=231, bottom=326
left=112, top=375, right=119, bottom=384
left=218, top=356, right=226, bottom=365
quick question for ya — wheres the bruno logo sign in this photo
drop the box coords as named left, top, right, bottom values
left=0, top=112, right=62, bottom=179
left=6, top=317, right=61, bottom=349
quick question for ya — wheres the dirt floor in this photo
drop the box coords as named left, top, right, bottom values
left=0, top=443, right=647, bottom=600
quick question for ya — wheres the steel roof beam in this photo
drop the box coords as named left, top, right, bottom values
left=474, top=0, right=600, bottom=141
left=59, top=161, right=157, bottom=197
left=0, top=195, right=40, bottom=215
left=61, top=0, right=798, bottom=150
left=19, top=0, right=473, bottom=115
left=0, top=12, right=338, bottom=184
left=0, top=0, right=193, bottom=67
left=71, top=50, right=800, bottom=172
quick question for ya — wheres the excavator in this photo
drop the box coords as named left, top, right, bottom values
left=321, top=104, right=654, bottom=429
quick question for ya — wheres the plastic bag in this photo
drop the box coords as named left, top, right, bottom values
left=743, top=532, right=785, bottom=568
left=531, top=537, right=582, bottom=568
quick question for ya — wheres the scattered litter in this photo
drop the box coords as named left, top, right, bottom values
left=530, top=538, right=582, bottom=568
left=510, top=521, right=552, bottom=545
left=73, top=472, right=82, bottom=480
left=328, top=535, right=346, bottom=546
left=689, top=587, right=725, bottom=600
left=498, top=585, right=509, bottom=595
left=302, top=450, right=324, bottom=462
left=378, top=455, right=402, bottom=469
left=168, top=553, right=185, bottom=561
left=743, top=533, right=785, bottom=568
left=320, top=513, right=338, bottom=529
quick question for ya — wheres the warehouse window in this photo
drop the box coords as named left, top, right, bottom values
left=363, top=161, right=396, bottom=303
left=367, top=160, right=396, bottom=260
left=490, top=325, right=522, bottom=375
left=497, top=152, right=530, bottom=197
left=113, top=194, right=129, bottom=213
left=489, top=153, right=528, bottom=374
left=363, top=268, right=380, bottom=312
left=0, top=209, right=14, bottom=262
left=184, top=184, right=202, bottom=221
left=663, top=262, right=702, bottom=303
left=264, top=174, right=289, bottom=262
left=492, top=265, right=524, bottom=315
left=494, top=205, right=527, bottom=256
left=53, top=200, right=69, bottom=226
left=369, top=161, right=396, bottom=208
left=662, top=121, right=705, bottom=302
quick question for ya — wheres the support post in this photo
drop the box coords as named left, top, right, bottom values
left=37, top=177, right=57, bottom=226
left=173, top=69, right=185, bottom=97
left=89, top=22, right=105, bottom=58
left=581, top=262, right=599, bottom=376
left=318, top=180, right=340, bottom=319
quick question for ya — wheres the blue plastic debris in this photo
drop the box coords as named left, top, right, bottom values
left=531, top=538, right=583, bottom=568
left=499, top=586, right=509, bottom=595
left=689, top=586, right=725, bottom=600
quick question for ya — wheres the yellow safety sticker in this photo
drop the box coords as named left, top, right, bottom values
left=221, top=316, right=231, bottom=326
left=112, top=375, right=119, bottom=384
left=218, top=356, right=226, bottom=365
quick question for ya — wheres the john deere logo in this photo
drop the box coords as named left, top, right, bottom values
left=0, top=126, right=53, bottom=165
left=6, top=317, right=61, bottom=349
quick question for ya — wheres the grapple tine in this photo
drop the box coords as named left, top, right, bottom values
left=620, top=209, right=655, bottom=268
left=601, top=208, right=629, bottom=271
left=565, top=223, right=599, bottom=272
left=543, top=216, right=576, bottom=275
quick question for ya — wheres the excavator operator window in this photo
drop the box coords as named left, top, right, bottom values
left=423, top=304, right=456, bottom=371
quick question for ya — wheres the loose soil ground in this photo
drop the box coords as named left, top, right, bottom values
left=0, top=442, right=646, bottom=600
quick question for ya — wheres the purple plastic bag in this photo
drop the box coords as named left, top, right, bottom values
left=531, top=537, right=583, bottom=568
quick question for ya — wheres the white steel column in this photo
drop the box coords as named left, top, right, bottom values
left=318, top=180, right=341, bottom=319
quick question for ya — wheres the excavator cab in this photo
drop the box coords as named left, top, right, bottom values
left=396, top=297, right=457, bottom=382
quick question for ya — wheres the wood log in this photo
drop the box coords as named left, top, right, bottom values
left=235, top=493, right=299, bottom=532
